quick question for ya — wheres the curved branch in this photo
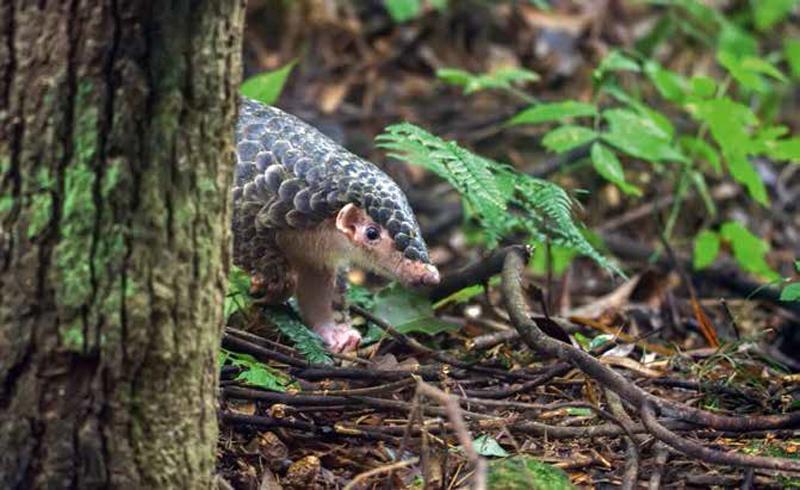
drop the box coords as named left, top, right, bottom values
left=501, top=249, right=800, bottom=432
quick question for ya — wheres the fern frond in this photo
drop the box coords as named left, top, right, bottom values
left=269, top=309, right=333, bottom=365
left=377, top=123, right=509, bottom=234
left=377, top=123, right=622, bottom=275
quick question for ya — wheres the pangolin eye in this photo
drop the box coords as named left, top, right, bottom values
left=365, top=225, right=381, bottom=241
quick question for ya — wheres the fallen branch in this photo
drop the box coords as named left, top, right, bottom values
left=500, top=249, right=800, bottom=472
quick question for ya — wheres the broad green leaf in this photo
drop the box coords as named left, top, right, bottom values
left=590, top=142, right=641, bottom=196
left=718, top=24, right=758, bottom=58
left=601, top=109, right=685, bottom=163
left=566, top=407, right=594, bottom=417
left=508, top=101, right=597, bottom=125
left=241, top=61, right=297, bottom=105
left=784, top=38, right=800, bottom=79
left=781, top=283, right=800, bottom=302
left=720, top=222, right=780, bottom=281
left=693, top=230, right=720, bottom=269
left=226, top=352, right=293, bottom=392
left=753, top=0, right=799, bottom=31
left=718, top=51, right=765, bottom=92
left=435, top=68, right=472, bottom=86
left=740, top=57, right=787, bottom=82
left=432, top=284, right=485, bottom=309
left=644, top=61, right=686, bottom=102
left=541, top=125, right=597, bottom=153
left=473, top=435, right=510, bottom=458
left=224, top=266, right=252, bottom=321
left=384, top=0, right=421, bottom=22
left=692, top=98, right=768, bottom=205
left=765, top=137, right=800, bottom=162
left=488, top=456, right=575, bottom=490
left=530, top=242, right=577, bottom=277
left=594, top=50, right=641, bottom=80
left=373, top=284, right=458, bottom=335
left=680, top=136, right=721, bottom=173
left=437, top=67, right=539, bottom=94
left=690, top=75, right=717, bottom=98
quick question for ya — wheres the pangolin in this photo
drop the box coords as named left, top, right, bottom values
left=233, top=97, right=440, bottom=352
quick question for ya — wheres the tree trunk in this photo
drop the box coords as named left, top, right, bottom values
left=0, top=1, right=244, bottom=488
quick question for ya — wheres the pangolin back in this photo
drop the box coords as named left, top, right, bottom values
left=233, top=98, right=431, bottom=273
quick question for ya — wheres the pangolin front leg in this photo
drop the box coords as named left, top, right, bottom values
left=294, top=263, right=361, bottom=353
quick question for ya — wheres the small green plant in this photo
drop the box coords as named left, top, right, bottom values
left=780, top=261, right=800, bottom=302
left=377, top=124, right=622, bottom=275
left=434, top=0, right=800, bottom=281
left=384, top=0, right=446, bottom=23
left=270, top=308, right=333, bottom=365
left=220, top=349, right=295, bottom=392
left=692, top=222, right=780, bottom=281
left=241, top=60, right=296, bottom=105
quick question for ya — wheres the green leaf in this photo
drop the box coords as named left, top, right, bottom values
left=644, top=61, right=686, bottom=102
left=781, top=283, right=800, bottom=302
left=432, top=284, right=485, bottom=309
left=542, top=125, right=597, bottom=153
left=224, top=265, right=253, bottom=321
left=720, top=222, right=780, bottom=281
left=270, top=308, right=333, bottom=365
left=508, top=101, right=597, bottom=126
left=437, top=67, right=539, bottom=95
left=594, top=50, right=641, bottom=80
left=784, top=38, right=800, bottom=79
left=436, top=68, right=472, bottom=86
left=601, top=109, right=685, bottom=163
left=717, top=52, right=785, bottom=92
left=590, top=142, right=641, bottom=196
left=241, top=60, right=297, bottom=105
left=691, top=98, right=768, bottom=205
left=377, top=123, right=619, bottom=274
left=753, top=0, right=799, bottom=31
left=384, top=0, right=421, bottom=22
left=765, top=137, right=800, bottom=162
left=473, top=435, right=510, bottom=458
left=566, top=407, right=594, bottom=417
left=693, top=230, right=720, bottom=269
left=679, top=136, right=721, bottom=174
left=373, top=284, right=458, bottom=335
left=530, top=242, right=577, bottom=277
left=690, top=75, right=717, bottom=99
left=488, top=456, right=575, bottom=490
left=226, top=351, right=293, bottom=392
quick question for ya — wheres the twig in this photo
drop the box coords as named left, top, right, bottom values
left=605, top=389, right=639, bottom=490
left=640, top=402, right=800, bottom=472
left=343, top=457, right=419, bottom=490
left=501, top=249, right=800, bottom=473
left=416, top=380, right=487, bottom=490
left=648, top=442, right=670, bottom=490
left=428, top=245, right=532, bottom=302
left=501, top=249, right=800, bottom=431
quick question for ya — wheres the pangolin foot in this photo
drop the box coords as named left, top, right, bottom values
left=313, top=322, right=361, bottom=353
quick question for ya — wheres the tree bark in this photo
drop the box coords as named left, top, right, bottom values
left=0, top=1, right=245, bottom=488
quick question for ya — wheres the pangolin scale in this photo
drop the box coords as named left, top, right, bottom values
left=233, top=97, right=431, bottom=288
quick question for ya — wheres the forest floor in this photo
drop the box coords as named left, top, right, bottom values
left=216, top=1, right=800, bottom=488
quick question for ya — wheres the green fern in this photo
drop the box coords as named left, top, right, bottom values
left=377, top=123, right=622, bottom=276
left=269, top=308, right=333, bottom=365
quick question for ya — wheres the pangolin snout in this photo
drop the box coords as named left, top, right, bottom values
left=420, top=264, right=440, bottom=286
left=403, top=262, right=440, bottom=288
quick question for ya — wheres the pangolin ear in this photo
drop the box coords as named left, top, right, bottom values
left=335, top=203, right=366, bottom=240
